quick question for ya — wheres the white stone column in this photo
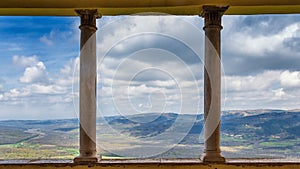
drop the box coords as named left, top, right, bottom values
left=74, top=9, right=101, bottom=163
left=200, top=6, right=228, bottom=163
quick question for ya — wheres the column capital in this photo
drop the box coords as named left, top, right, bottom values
left=200, top=6, right=228, bottom=30
left=75, top=9, right=101, bottom=30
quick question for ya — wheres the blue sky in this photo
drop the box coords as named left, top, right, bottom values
left=0, top=15, right=300, bottom=120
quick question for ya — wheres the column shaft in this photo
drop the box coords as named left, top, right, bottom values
left=74, top=9, right=100, bottom=163
left=201, top=6, right=228, bottom=163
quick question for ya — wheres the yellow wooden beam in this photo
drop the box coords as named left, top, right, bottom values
left=226, top=5, right=300, bottom=15
left=0, top=0, right=300, bottom=16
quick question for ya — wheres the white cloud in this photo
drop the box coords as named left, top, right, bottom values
left=223, top=70, right=300, bottom=110
left=0, top=83, right=67, bottom=103
left=97, top=59, right=201, bottom=115
left=12, top=55, right=39, bottom=67
left=40, top=35, right=54, bottom=46
left=29, top=84, right=67, bottom=94
left=0, top=56, right=79, bottom=105
left=3, top=88, right=30, bottom=99
left=273, top=88, right=285, bottom=99
left=224, top=71, right=280, bottom=92
left=56, top=57, right=79, bottom=86
left=2, top=16, right=300, bottom=120
left=280, top=70, right=300, bottom=87
left=19, top=61, right=48, bottom=84
left=39, top=30, right=55, bottom=46
left=226, top=23, right=300, bottom=57
left=95, top=16, right=204, bottom=115
left=128, top=84, right=166, bottom=96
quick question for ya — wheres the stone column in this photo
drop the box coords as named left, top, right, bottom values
left=200, top=6, right=228, bottom=163
left=74, top=9, right=101, bottom=163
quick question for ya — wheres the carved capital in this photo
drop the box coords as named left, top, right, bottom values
left=76, top=9, right=101, bottom=30
left=200, top=6, right=228, bottom=30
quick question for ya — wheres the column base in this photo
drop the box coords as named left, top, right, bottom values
left=73, top=155, right=100, bottom=164
left=201, top=151, right=225, bottom=163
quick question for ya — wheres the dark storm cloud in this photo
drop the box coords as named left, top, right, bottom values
left=222, top=53, right=300, bottom=76
left=105, top=33, right=203, bottom=65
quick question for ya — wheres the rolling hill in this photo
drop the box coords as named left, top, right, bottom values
left=0, top=110, right=299, bottom=159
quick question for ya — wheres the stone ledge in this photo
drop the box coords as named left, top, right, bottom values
left=0, top=158, right=299, bottom=165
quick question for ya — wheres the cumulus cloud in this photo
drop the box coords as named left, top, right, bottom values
left=12, top=55, right=39, bottom=67
left=0, top=17, right=81, bottom=119
left=224, top=71, right=280, bottom=92
left=29, top=84, right=67, bottom=94
left=222, top=15, right=300, bottom=75
left=223, top=70, right=300, bottom=110
left=96, top=16, right=205, bottom=95
left=1, top=15, right=300, bottom=119
left=95, top=15, right=300, bottom=115
left=97, top=55, right=201, bottom=115
left=227, top=23, right=299, bottom=57
left=280, top=70, right=300, bottom=87
left=2, top=88, right=31, bottom=100
left=0, top=55, right=71, bottom=103
left=19, top=61, right=49, bottom=84
left=1, top=84, right=66, bottom=98
left=95, top=16, right=205, bottom=116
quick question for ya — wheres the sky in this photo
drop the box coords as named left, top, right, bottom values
left=0, top=15, right=300, bottom=120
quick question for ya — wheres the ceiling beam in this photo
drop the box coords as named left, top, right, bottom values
left=0, top=0, right=300, bottom=16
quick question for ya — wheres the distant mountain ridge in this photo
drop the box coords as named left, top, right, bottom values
left=1, top=110, right=299, bottom=139
left=0, top=109, right=299, bottom=159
